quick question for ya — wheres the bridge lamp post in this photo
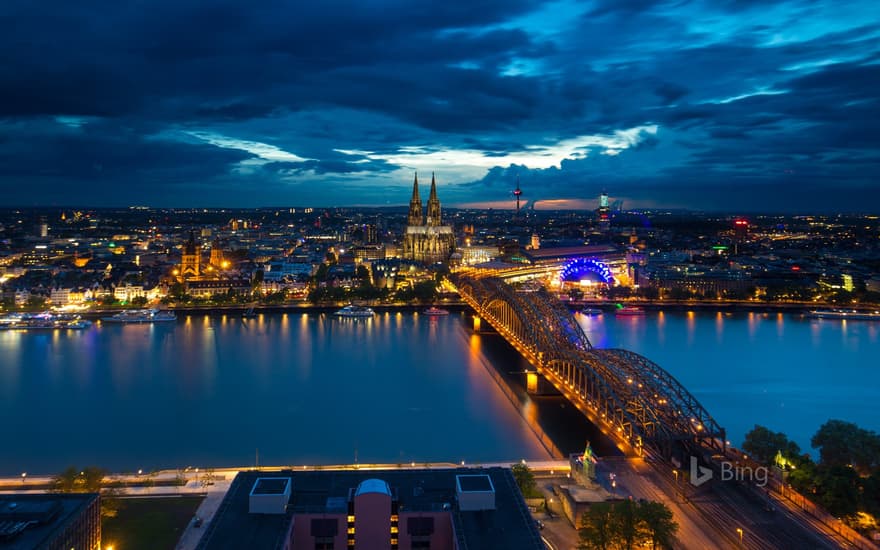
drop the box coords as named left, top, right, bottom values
left=736, top=527, right=744, bottom=547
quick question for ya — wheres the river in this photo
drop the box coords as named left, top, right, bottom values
left=1, top=310, right=877, bottom=475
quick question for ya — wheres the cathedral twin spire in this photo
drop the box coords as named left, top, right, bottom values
left=407, top=172, right=442, bottom=227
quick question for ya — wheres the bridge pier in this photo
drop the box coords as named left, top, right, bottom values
left=469, top=314, right=495, bottom=334
left=525, top=371, right=560, bottom=396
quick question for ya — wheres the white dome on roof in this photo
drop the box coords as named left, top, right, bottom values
left=355, top=478, right=391, bottom=497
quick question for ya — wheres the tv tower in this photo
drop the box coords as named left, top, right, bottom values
left=513, top=177, right=523, bottom=216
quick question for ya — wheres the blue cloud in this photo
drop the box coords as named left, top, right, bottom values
left=0, top=0, right=877, bottom=211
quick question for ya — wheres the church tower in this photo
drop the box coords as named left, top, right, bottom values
left=209, top=237, right=224, bottom=268
left=407, top=173, right=423, bottom=226
left=180, top=231, right=202, bottom=280
left=401, top=172, right=455, bottom=263
left=426, top=173, right=442, bottom=227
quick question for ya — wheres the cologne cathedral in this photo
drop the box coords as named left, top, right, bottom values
left=401, top=173, right=455, bottom=263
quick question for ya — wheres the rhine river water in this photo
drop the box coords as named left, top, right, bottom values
left=1, top=310, right=878, bottom=475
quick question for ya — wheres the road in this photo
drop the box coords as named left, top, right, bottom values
left=596, top=456, right=848, bottom=550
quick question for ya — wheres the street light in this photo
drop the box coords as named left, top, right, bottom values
left=736, top=527, right=744, bottom=547
left=21, top=472, right=26, bottom=483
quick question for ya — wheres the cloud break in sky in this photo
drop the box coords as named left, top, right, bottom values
left=0, top=0, right=878, bottom=212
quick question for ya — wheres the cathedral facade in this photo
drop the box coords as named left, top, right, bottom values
left=401, top=173, right=455, bottom=263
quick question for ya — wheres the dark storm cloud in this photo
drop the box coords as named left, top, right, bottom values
left=0, top=0, right=878, bottom=210
left=0, top=118, right=253, bottom=205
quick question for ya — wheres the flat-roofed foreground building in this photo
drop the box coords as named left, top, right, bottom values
left=0, top=493, right=100, bottom=550
left=195, top=467, right=543, bottom=550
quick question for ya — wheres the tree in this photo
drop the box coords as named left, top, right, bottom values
left=52, top=466, right=80, bottom=493
left=130, top=295, right=148, bottom=307
left=26, top=295, right=47, bottom=309
left=80, top=466, right=106, bottom=492
left=636, top=287, right=659, bottom=300
left=639, top=500, right=678, bottom=549
left=578, top=500, right=677, bottom=550
left=51, top=466, right=105, bottom=493
left=511, top=463, right=539, bottom=498
left=742, top=425, right=801, bottom=465
left=610, top=500, right=641, bottom=550
left=413, top=280, right=438, bottom=302
left=578, top=503, right=615, bottom=550
left=814, top=465, right=861, bottom=517
left=169, top=281, right=187, bottom=300
left=355, top=265, right=371, bottom=284
left=812, top=420, right=880, bottom=475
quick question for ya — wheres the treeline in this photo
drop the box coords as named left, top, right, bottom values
left=578, top=499, right=678, bottom=550
left=743, top=419, right=880, bottom=533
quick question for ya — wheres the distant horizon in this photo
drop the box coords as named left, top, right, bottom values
left=2, top=202, right=879, bottom=217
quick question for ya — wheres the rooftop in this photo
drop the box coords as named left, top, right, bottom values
left=522, top=244, right=621, bottom=262
left=0, top=493, right=98, bottom=550
left=196, top=467, right=543, bottom=550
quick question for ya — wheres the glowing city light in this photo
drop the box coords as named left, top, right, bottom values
left=560, top=258, right=613, bottom=284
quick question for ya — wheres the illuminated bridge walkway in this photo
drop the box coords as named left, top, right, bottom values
left=450, top=272, right=726, bottom=460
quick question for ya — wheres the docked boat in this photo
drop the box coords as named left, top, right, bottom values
left=0, top=312, right=92, bottom=330
left=101, top=309, right=177, bottom=323
left=615, top=306, right=646, bottom=316
left=806, top=309, right=880, bottom=321
left=333, top=305, right=375, bottom=318
left=423, top=307, right=450, bottom=316
left=581, top=307, right=604, bottom=316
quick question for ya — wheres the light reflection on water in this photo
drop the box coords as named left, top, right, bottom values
left=3, top=310, right=878, bottom=474
left=0, top=312, right=550, bottom=475
left=578, top=311, right=880, bottom=454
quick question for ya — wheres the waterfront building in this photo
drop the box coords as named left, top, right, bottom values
left=185, top=278, right=252, bottom=299
left=195, top=467, right=543, bottom=550
left=401, top=174, right=456, bottom=264
left=0, top=493, right=100, bottom=550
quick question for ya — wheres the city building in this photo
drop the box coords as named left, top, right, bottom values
left=180, top=232, right=202, bottom=280
left=0, top=493, right=100, bottom=550
left=209, top=238, right=225, bottom=269
left=520, top=245, right=632, bottom=286
left=195, top=467, right=543, bottom=550
left=596, top=191, right=610, bottom=233
left=401, top=174, right=455, bottom=264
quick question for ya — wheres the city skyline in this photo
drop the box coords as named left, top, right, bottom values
left=1, top=0, right=879, bottom=212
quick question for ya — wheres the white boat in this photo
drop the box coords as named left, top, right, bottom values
left=581, top=307, right=604, bottom=316
left=806, top=309, right=880, bottom=321
left=0, top=312, right=92, bottom=330
left=102, top=309, right=177, bottom=323
left=333, top=305, right=375, bottom=318
left=423, top=307, right=450, bottom=316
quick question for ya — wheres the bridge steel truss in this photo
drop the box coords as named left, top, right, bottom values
left=451, top=273, right=726, bottom=459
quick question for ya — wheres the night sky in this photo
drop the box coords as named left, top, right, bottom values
left=1, top=0, right=878, bottom=212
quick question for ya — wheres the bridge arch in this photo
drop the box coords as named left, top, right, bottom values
left=451, top=272, right=726, bottom=459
